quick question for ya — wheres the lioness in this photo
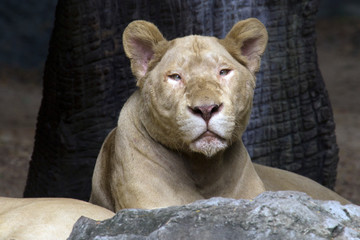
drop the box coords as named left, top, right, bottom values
left=90, top=19, right=349, bottom=211
left=0, top=197, right=114, bottom=240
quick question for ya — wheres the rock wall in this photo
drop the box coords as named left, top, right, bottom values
left=69, top=191, right=360, bottom=240
left=1, top=0, right=358, bottom=69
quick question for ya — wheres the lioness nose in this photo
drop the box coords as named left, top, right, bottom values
left=189, top=104, right=222, bottom=123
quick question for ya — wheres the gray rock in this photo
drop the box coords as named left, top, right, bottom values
left=68, top=191, right=360, bottom=240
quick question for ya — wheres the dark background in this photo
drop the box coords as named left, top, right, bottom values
left=0, top=0, right=359, bottom=204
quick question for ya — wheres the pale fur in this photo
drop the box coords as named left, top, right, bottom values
left=0, top=197, right=114, bottom=240
left=90, top=19, right=350, bottom=211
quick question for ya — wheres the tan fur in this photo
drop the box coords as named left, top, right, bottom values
left=90, top=19, right=350, bottom=211
left=0, top=197, right=114, bottom=240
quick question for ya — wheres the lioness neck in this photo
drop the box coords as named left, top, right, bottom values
left=122, top=91, right=265, bottom=204
left=182, top=140, right=265, bottom=199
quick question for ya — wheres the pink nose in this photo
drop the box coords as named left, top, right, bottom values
left=189, top=104, right=222, bottom=123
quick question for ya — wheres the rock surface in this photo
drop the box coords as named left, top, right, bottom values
left=68, top=191, right=360, bottom=240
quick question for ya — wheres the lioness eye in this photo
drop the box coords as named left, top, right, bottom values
left=168, top=74, right=182, bottom=81
left=219, top=69, right=231, bottom=76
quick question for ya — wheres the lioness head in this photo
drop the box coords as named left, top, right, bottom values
left=123, top=19, right=267, bottom=157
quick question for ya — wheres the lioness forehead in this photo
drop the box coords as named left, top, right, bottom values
left=161, top=35, right=237, bottom=70
left=171, top=35, right=228, bottom=56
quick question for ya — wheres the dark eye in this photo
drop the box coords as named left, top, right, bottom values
left=219, top=69, right=231, bottom=76
left=168, top=74, right=182, bottom=81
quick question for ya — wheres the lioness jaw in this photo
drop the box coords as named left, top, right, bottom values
left=90, top=19, right=350, bottom=211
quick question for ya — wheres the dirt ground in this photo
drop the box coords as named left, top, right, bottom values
left=0, top=69, right=42, bottom=197
left=317, top=18, right=360, bottom=204
left=0, top=18, right=359, bottom=205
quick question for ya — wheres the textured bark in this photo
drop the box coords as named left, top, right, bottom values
left=24, top=0, right=339, bottom=200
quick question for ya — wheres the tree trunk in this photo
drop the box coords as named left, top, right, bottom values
left=24, top=0, right=339, bottom=200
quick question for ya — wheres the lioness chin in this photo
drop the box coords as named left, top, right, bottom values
left=90, top=18, right=350, bottom=211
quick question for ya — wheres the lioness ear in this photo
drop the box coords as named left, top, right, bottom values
left=123, top=20, right=166, bottom=81
left=222, top=18, right=268, bottom=74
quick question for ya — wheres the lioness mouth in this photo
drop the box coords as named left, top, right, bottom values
left=194, top=130, right=225, bottom=142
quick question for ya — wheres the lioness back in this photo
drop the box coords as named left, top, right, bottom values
left=254, top=164, right=349, bottom=204
left=0, top=197, right=114, bottom=240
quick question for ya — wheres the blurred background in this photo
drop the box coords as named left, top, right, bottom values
left=0, top=0, right=359, bottom=204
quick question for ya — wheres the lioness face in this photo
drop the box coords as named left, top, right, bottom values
left=143, top=36, right=255, bottom=157
left=123, top=19, right=268, bottom=157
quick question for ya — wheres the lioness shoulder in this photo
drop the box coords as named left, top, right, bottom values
left=90, top=19, right=350, bottom=211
